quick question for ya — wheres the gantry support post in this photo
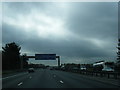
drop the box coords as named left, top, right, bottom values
left=56, top=56, right=60, bottom=68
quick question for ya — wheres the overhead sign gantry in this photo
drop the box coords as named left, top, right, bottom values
left=25, top=54, right=60, bottom=67
left=35, top=54, right=56, bottom=60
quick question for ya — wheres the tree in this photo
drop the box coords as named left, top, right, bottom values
left=2, top=42, right=21, bottom=70
left=117, top=39, right=120, bottom=62
left=116, top=38, right=120, bottom=71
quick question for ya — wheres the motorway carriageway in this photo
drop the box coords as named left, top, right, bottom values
left=1, top=69, right=120, bottom=88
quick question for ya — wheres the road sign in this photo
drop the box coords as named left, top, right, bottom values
left=35, top=54, right=56, bottom=60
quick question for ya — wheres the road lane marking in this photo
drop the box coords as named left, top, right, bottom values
left=1, top=72, right=28, bottom=80
left=29, top=76, right=32, bottom=79
left=18, top=82, right=23, bottom=86
left=60, top=80, right=64, bottom=84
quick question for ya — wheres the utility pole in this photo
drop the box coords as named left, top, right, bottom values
left=56, top=56, right=60, bottom=68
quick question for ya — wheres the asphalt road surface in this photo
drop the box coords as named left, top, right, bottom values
left=2, top=69, right=120, bottom=88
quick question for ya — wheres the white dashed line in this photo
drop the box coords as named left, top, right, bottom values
left=60, top=80, right=64, bottom=84
left=30, top=76, right=32, bottom=79
left=18, top=82, right=23, bottom=86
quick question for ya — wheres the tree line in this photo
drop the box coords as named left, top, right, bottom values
left=2, top=42, right=28, bottom=70
left=2, top=39, right=120, bottom=71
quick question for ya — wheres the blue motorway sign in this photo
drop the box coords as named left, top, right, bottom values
left=35, top=54, right=56, bottom=60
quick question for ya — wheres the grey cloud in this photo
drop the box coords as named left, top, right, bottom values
left=2, top=22, right=116, bottom=58
left=2, top=2, right=118, bottom=65
left=65, top=2, right=118, bottom=38
left=3, top=2, right=66, bottom=19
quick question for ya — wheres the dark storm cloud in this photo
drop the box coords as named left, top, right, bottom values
left=66, top=2, right=118, bottom=38
left=22, top=37, right=110, bottom=57
left=2, top=2, right=118, bottom=64
left=2, top=21, right=116, bottom=58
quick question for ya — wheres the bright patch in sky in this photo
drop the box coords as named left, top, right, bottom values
left=3, top=10, right=70, bottom=40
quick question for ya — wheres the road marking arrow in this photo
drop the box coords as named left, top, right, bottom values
left=60, top=80, right=64, bottom=84
left=18, top=82, right=23, bottom=86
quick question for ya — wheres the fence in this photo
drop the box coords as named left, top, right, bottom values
left=64, top=69, right=120, bottom=79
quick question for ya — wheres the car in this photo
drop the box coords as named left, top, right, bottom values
left=80, top=66, right=87, bottom=71
left=81, top=67, right=86, bottom=70
left=50, top=67, right=54, bottom=70
left=28, top=68, right=35, bottom=73
left=72, top=67, right=79, bottom=70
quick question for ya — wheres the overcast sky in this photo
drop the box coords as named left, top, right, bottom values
left=2, top=2, right=118, bottom=66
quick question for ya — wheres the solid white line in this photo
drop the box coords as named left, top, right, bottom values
left=60, top=80, right=64, bottom=83
left=18, top=82, right=23, bottom=86
left=1, top=72, right=28, bottom=80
